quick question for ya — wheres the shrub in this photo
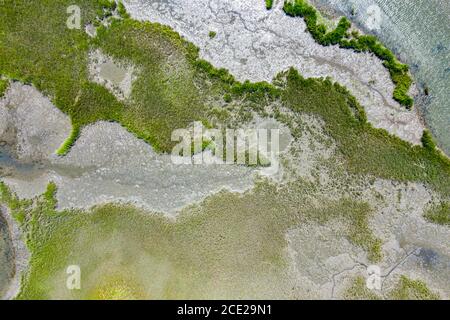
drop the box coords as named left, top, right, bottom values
left=425, top=202, right=450, bottom=226
left=421, top=130, right=436, bottom=152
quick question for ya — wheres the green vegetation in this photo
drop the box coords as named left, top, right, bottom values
left=43, top=182, right=58, bottom=210
left=56, top=124, right=80, bottom=156
left=0, top=78, right=9, bottom=97
left=421, top=130, right=437, bottom=152
left=0, top=0, right=212, bottom=153
left=0, top=182, right=32, bottom=227
left=92, top=19, right=210, bottom=152
left=283, top=0, right=414, bottom=108
left=0, top=0, right=278, bottom=153
left=389, top=276, right=440, bottom=300
left=343, top=276, right=381, bottom=300
left=283, top=0, right=351, bottom=45
left=266, top=0, right=274, bottom=10
left=425, top=202, right=450, bottom=226
left=0, top=0, right=119, bottom=149
left=117, top=1, right=130, bottom=19
left=208, top=31, right=217, bottom=39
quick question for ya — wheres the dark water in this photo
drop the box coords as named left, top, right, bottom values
left=313, top=0, right=450, bottom=155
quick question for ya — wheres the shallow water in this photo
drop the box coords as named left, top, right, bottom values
left=313, top=0, right=450, bottom=155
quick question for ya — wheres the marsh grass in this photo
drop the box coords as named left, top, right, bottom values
left=344, top=275, right=440, bottom=300
left=282, top=68, right=450, bottom=197
left=389, top=276, right=440, bottom=300
left=343, top=276, right=381, bottom=300
left=1, top=0, right=449, bottom=300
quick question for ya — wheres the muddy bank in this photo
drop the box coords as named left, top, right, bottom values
left=0, top=206, right=29, bottom=300
left=285, top=178, right=450, bottom=299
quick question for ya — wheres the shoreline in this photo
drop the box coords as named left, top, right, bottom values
left=307, top=0, right=450, bottom=157
left=0, top=205, right=29, bottom=300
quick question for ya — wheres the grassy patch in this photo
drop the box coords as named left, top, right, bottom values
left=343, top=276, right=381, bottom=300
left=0, top=0, right=215, bottom=153
left=425, top=202, right=450, bottom=226
left=56, top=124, right=80, bottom=156
left=282, top=68, right=450, bottom=197
left=389, top=276, right=440, bottom=300
left=421, top=130, right=437, bottom=152
left=92, top=18, right=210, bottom=152
left=0, top=78, right=9, bottom=97
left=208, top=31, right=217, bottom=39
left=343, top=275, right=440, bottom=300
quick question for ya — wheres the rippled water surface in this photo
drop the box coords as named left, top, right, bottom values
left=313, top=0, right=450, bottom=154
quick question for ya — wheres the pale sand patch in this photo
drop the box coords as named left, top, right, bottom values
left=89, top=49, right=136, bottom=101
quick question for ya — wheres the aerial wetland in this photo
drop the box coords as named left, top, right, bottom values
left=0, top=0, right=448, bottom=300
